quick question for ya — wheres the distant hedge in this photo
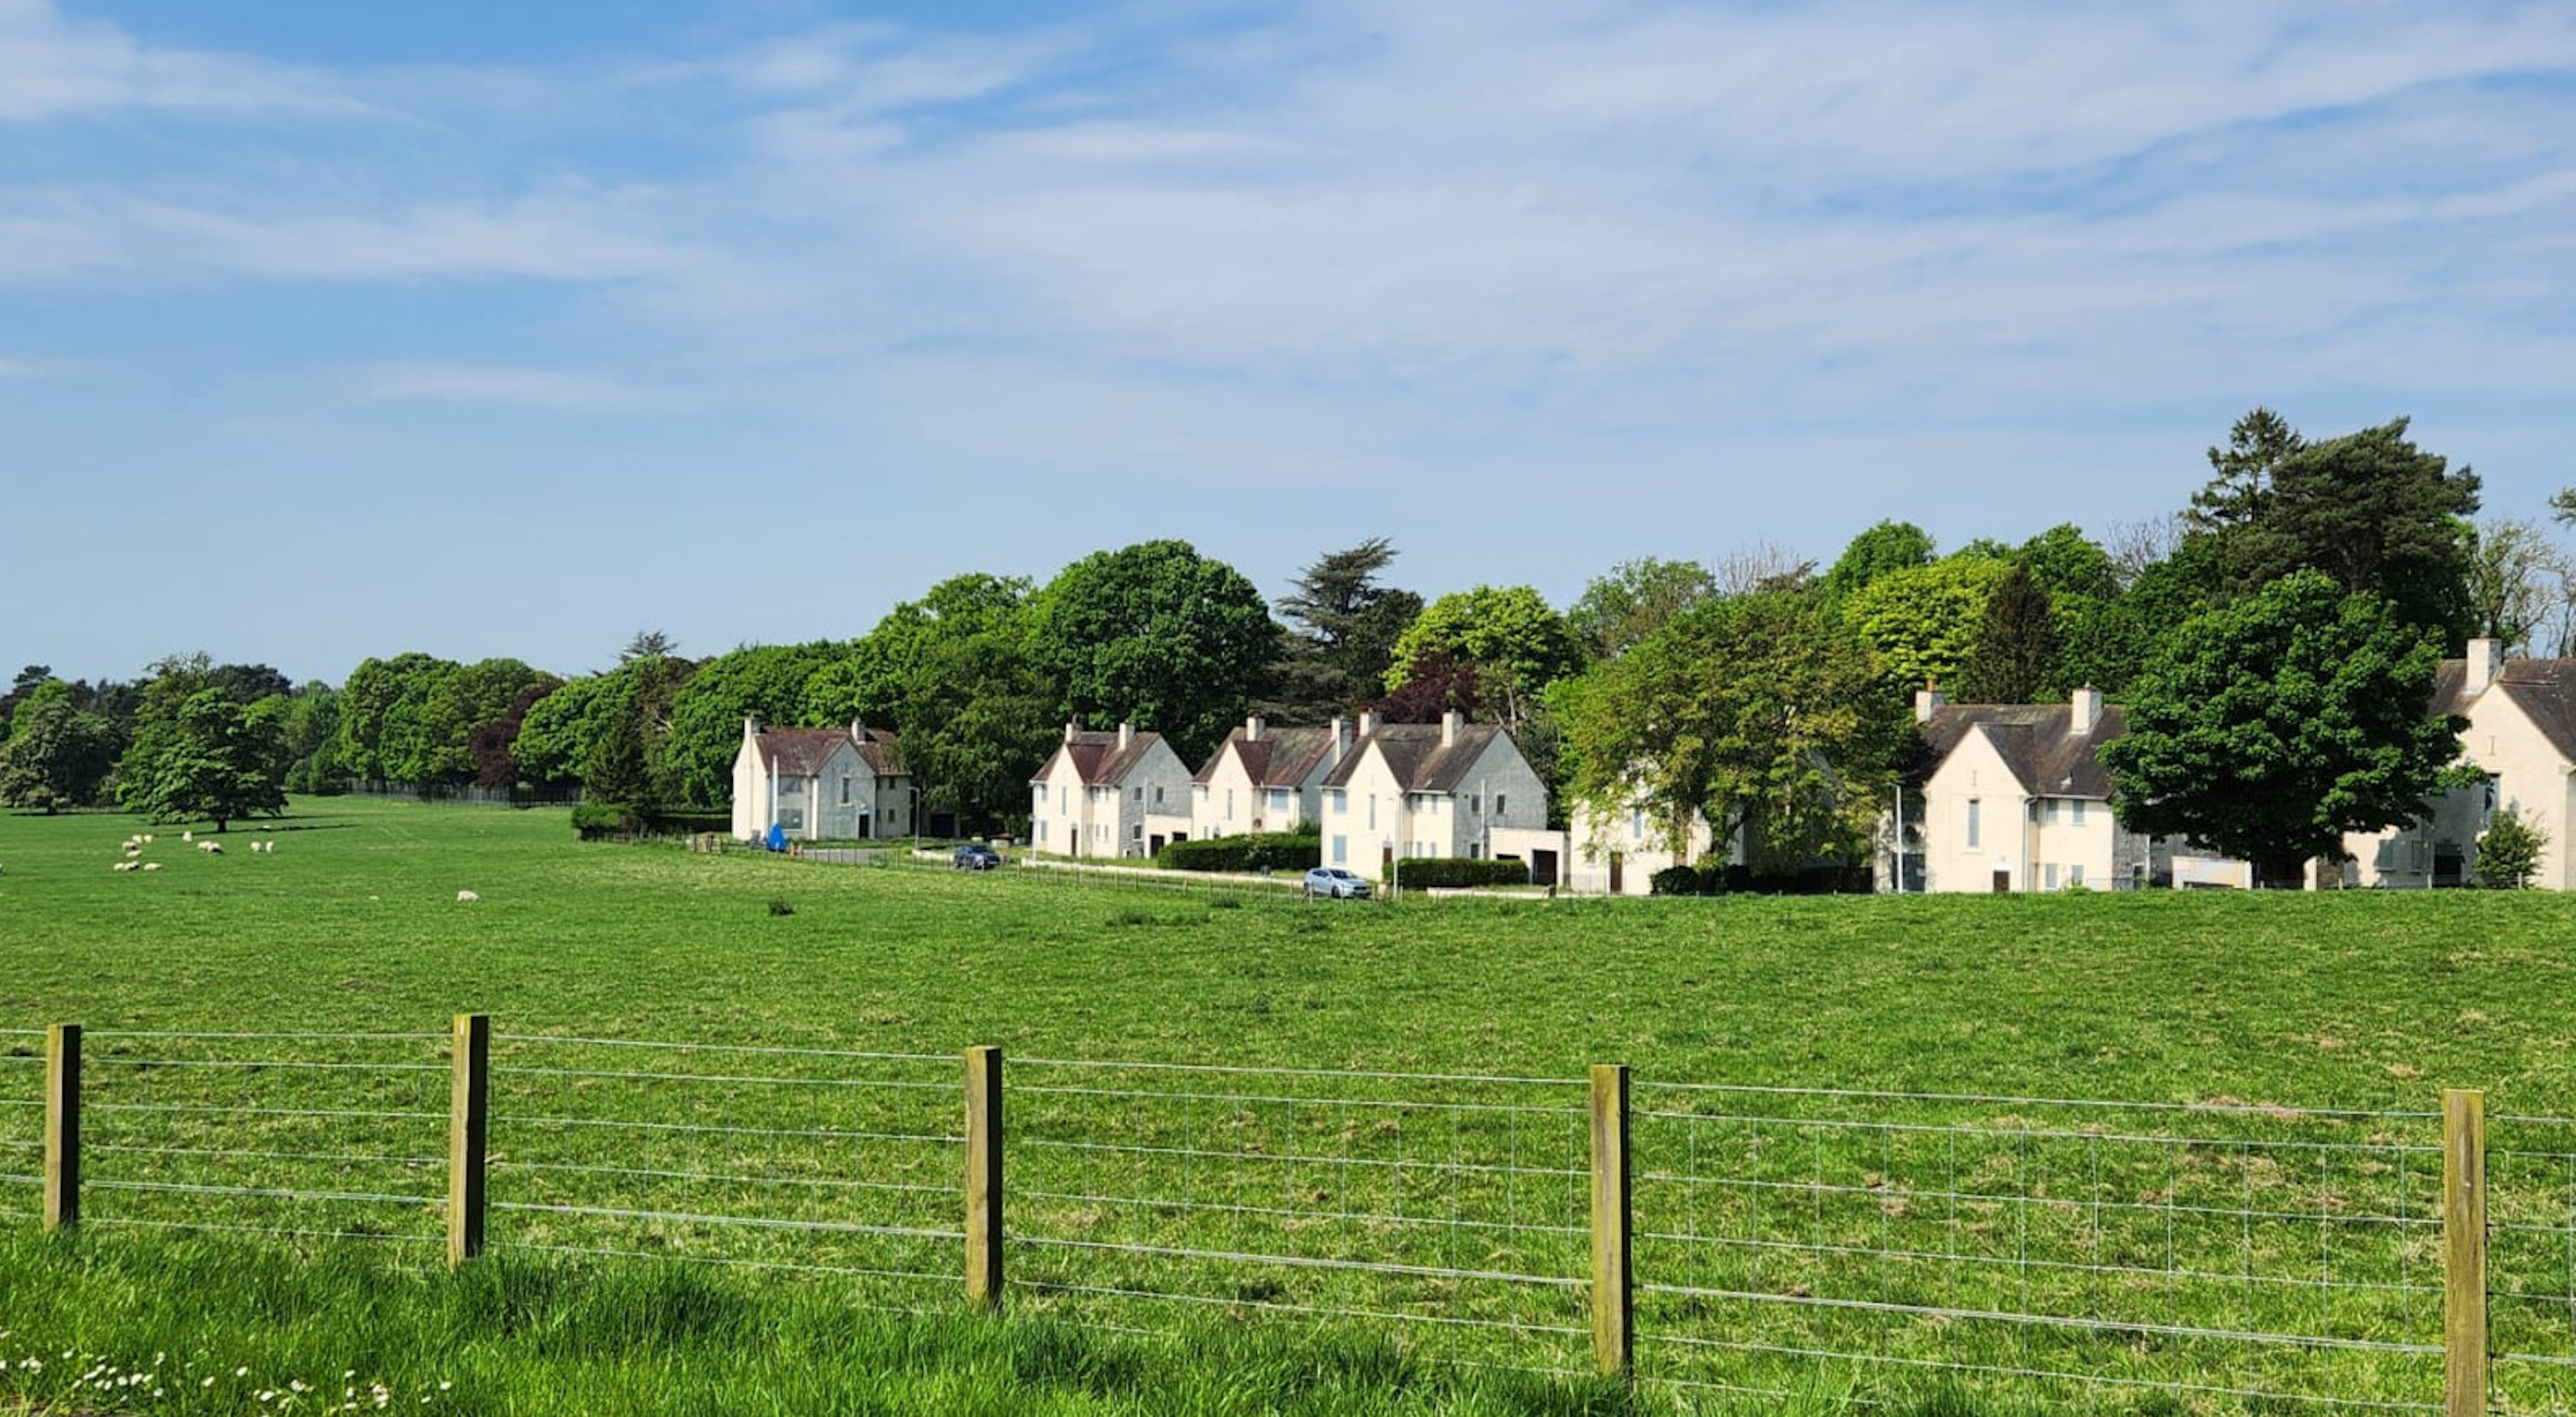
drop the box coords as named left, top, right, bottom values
left=1389, top=857, right=1527, bottom=889
left=1157, top=832, right=1320, bottom=873
left=575, top=804, right=731, bottom=840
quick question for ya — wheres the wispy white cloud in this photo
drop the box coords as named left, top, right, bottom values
left=0, top=0, right=364, bottom=122
left=0, top=355, right=37, bottom=377
left=351, top=363, right=656, bottom=412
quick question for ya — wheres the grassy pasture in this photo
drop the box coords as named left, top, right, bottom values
left=6, top=798, right=2576, bottom=1413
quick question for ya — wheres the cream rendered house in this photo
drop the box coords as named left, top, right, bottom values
left=1316, top=710, right=1548, bottom=876
left=1565, top=803, right=1726, bottom=896
left=1191, top=717, right=1342, bottom=839
left=1028, top=721, right=1195, bottom=859
left=1913, top=687, right=2173, bottom=892
left=730, top=717, right=911, bottom=842
left=2336, top=640, right=2576, bottom=889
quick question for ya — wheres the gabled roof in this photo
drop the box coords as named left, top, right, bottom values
left=1320, top=722, right=1512, bottom=794
left=1917, top=704, right=2124, bottom=800
left=1039, top=729, right=1170, bottom=786
left=1193, top=726, right=1338, bottom=788
left=2484, top=659, right=2576, bottom=764
left=752, top=726, right=905, bottom=777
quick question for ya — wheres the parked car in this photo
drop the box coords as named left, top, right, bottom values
left=953, top=843, right=1002, bottom=871
left=1302, top=866, right=1372, bottom=899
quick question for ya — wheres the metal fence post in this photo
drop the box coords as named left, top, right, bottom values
left=448, top=1014, right=490, bottom=1268
left=2444, top=1088, right=2488, bottom=1417
left=1590, top=1062, right=1633, bottom=1378
left=966, top=1044, right=1004, bottom=1307
left=42, top=1023, right=80, bottom=1232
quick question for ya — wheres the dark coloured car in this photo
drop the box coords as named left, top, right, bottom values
left=954, top=843, right=1002, bottom=871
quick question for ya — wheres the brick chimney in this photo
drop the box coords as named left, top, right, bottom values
left=1913, top=683, right=1945, bottom=724
left=2070, top=685, right=2103, bottom=736
left=2466, top=636, right=2505, bottom=697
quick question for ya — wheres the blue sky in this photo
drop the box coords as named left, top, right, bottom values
left=4, top=0, right=2574, bottom=685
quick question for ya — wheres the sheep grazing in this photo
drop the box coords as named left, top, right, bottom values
left=142, top=833, right=153, bottom=843
left=197, top=841, right=224, bottom=855
left=456, top=889, right=480, bottom=902
left=140, top=862, right=162, bottom=872
left=182, top=830, right=193, bottom=842
left=113, top=860, right=139, bottom=872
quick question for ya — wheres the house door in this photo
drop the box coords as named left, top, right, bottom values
left=1991, top=868, right=2010, bottom=894
left=1609, top=853, right=1624, bottom=894
left=1149, top=834, right=1165, bottom=856
left=1531, top=849, right=1558, bottom=887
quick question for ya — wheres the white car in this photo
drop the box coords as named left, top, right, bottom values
left=1302, top=867, right=1372, bottom=899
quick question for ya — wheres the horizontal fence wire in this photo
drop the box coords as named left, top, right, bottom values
left=1006, top=1057, right=1595, bottom=1381
left=2484, top=1113, right=2576, bottom=1409
left=71, top=1032, right=452, bottom=1247
left=483, top=1035, right=964, bottom=1307
left=1630, top=1083, right=2449, bottom=1412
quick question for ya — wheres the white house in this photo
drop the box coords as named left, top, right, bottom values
left=2337, top=640, right=2576, bottom=889
left=1314, top=710, right=1548, bottom=876
left=1910, top=687, right=2179, bottom=892
left=1566, top=804, right=1729, bottom=896
left=1191, top=717, right=1342, bottom=839
left=730, top=717, right=911, bottom=842
left=1028, top=721, right=1195, bottom=859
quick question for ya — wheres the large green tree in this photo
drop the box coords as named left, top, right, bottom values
left=1957, top=562, right=2060, bottom=704
left=1027, top=540, right=1279, bottom=764
left=1843, top=558, right=2009, bottom=696
left=1820, top=521, right=1937, bottom=605
left=2189, top=411, right=2480, bottom=644
left=1566, top=558, right=1717, bottom=661
left=1558, top=592, right=1905, bottom=870
left=897, top=627, right=1059, bottom=833
left=123, top=688, right=287, bottom=831
left=0, top=682, right=120, bottom=812
left=1383, top=585, right=1584, bottom=737
left=1263, top=539, right=1424, bottom=719
left=2100, top=571, right=2464, bottom=888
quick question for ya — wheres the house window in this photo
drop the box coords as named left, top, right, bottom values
left=1153, top=786, right=1164, bottom=805
left=1495, top=794, right=1506, bottom=816
left=1269, top=789, right=1290, bottom=812
left=841, top=776, right=851, bottom=806
left=1966, top=799, right=1981, bottom=849
left=1332, top=835, right=1347, bottom=864
left=2071, top=801, right=2087, bottom=826
left=1226, top=788, right=1235, bottom=820
left=1470, top=795, right=1481, bottom=814
left=1133, top=786, right=1143, bottom=803
left=1036, top=784, right=1048, bottom=803
left=2068, top=864, right=2084, bottom=885
left=1368, top=796, right=1377, bottom=829
left=2043, top=800, right=2059, bottom=825
left=1037, top=820, right=1048, bottom=843
left=1329, top=790, right=1346, bottom=813
left=1630, top=808, right=1645, bottom=839
left=779, top=808, right=804, bottom=830
left=2044, top=864, right=2060, bottom=889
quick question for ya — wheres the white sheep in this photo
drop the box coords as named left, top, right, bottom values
left=197, top=841, right=223, bottom=855
left=142, top=833, right=153, bottom=843
left=140, top=862, right=162, bottom=872
left=113, top=860, right=138, bottom=872
left=456, top=889, right=480, bottom=902
left=182, top=830, right=193, bottom=842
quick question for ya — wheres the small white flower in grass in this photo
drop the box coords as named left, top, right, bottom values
left=438, top=1381, right=452, bottom=1391
left=203, top=1375, right=218, bottom=1387
left=260, top=1389, right=277, bottom=1402
left=292, top=1378, right=310, bottom=1392
left=238, top=1366, right=252, bottom=1376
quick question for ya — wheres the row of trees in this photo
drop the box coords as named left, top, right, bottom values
left=7, top=410, right=2564, bottom=868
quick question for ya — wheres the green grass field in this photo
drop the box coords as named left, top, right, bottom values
left=6, top=797, right=2576, bottom=1414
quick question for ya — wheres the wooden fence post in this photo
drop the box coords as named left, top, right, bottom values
left=965, top=1045, right=1004, bottom=1308
left=448, top=1014, right=489, bottom=1268
left=42, top=1023, right=80, bottom=1232
left=2444, top=1088, right=2488, bottom=1417
left=1590, top=1063, right=1633, bottom=1378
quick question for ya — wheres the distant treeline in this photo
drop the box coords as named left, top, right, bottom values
left=4, top=410, right=2565, bottom=853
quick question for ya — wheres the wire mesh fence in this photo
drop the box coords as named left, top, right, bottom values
left=1006, top=1057, right=1596, bottom=1379
left=1631, top=1083, right=2449, bottom=1411
left=2485, top=1112, right=2576, bottom=1410
left=77, top=1030, right=450, bottom=1250
left=15, top=1023, right=2576, bottom=1412
left=484, top=1034, right=965, bottom=1312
